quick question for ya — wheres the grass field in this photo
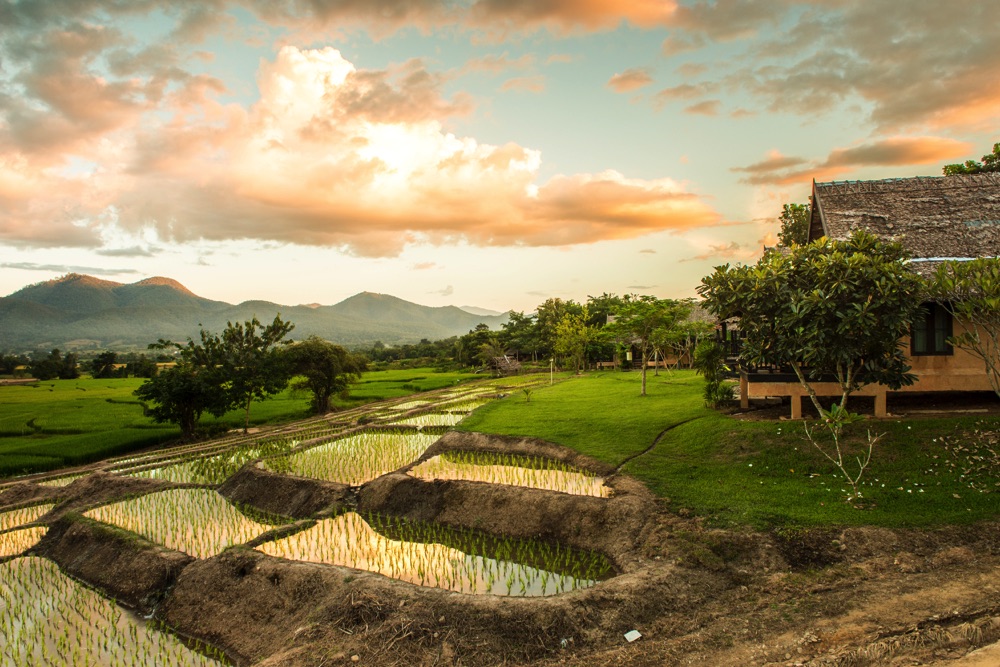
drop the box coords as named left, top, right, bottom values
left=0, top=369, right=481, bottom=478
left=460, top=370, right=1000, bottom=529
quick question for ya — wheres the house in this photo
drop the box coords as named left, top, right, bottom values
left=739, top=172, right=1000, bottom=418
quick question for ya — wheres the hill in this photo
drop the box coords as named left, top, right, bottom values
left=0, top=274, right=507, bottom=351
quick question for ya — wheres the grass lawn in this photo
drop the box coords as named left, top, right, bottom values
left=459, top=370, right=1000, bottom=529
left=0, top=368, right=481, bottom=478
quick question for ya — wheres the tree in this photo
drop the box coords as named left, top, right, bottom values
left=286, top=336, right=367, bottom=414
left=932, top=257, right=1000, bottom=398
left=698, top=229, right=923, bottom=415
left=777, top=202, right=810, bottom=247
left=89, top=351, right=119, bottom=379
left=220, top=315, right=295, bottom=432
left=603, top=296, right=691, bottom=396
left=499, top=311, right=538, bottom=360
left=29, top=349, right=79, bottom=380
left=134, top=331, right=232, bottom=440
left=943, top=142, right=1000, bottom=175
left=554, top=310, right=592, bottom=374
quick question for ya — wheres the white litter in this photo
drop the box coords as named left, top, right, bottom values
left=624, top=630, right=642, bottom=643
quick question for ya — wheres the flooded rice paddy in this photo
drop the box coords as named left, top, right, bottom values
left=0, top=526, right=47, bottom=557
left=257, top=512, right=613, bottom=596
left=1, top=503, right=53, bottom=532
left=409, top=451, right=611, bottom=497
left=84, top=489, right=282, bottom=559
left=261, top=431, right=439, bottom=485
left=0, top=556, right=223, bottom=666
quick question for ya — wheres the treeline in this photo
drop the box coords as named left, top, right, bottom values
left=361, top=293, right=714, bottom=375
left=0, top=349, right=163, bottom=380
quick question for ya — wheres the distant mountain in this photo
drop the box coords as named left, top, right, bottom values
left=458, top=305, right=508, bottom=317
left=0, top=274, right=508, bottom=351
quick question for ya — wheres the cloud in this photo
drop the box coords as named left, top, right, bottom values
left=499, top=75, right=546, bottom=93
left=0, top=262, right=140, bottom=276
left=432, top=285, right=454, bottom=297
left=460, top=52, right=535, bottom=75
left=626, top=284, right=657, bottom=290
left=683, top=99, right=720, bottom=116
left=53, top=46, right=721, bottom=258
left=732, top=137, right=972, bottom=186
left=639, top=249, right=656, bottom=254
left=607, top=68, right=654, bottom=93
left=675, top=62, right=708, bottom=78
left=463, top=0, right=679, bottom=35
left=412, top=261, right=438, bottom=270
left=679, top=241, right=746, bottom=263
left=95, top=246, right=161, bottom=257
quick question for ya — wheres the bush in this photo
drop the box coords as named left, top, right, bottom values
left=693, top=339, right=732, bottom=408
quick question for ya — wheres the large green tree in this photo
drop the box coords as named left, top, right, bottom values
left=554, top=309, right=593, bottom=374
left=932, top=257, right=1000, bottom=398
left=603, top=296, right=691, bottom=396
left=777, top=202, right=811, bottom=247
left=943, top=141, right=1000, bottom=175
left=698, top=230, right=923, bottom=415
left=220, top=315, right=295, bottom=432
left=286, top=336, right=367, bottom=414
left=134, top=331, right=231, bottom=440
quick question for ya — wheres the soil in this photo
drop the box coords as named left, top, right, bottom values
left=4, top=432, right=1000, bottom=666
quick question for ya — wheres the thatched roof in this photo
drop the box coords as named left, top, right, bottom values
left=810, top=173, right=1000, bottom=277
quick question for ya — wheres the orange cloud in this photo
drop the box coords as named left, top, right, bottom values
left=732, top=136, right=972, bottom=186
left=499, top=75, right=546, bottom=93
left=607, top=68, right=654, bottom=93
left=101, top=47, right=722, bottom=257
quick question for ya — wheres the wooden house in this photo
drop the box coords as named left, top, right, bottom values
left=740, top=173, right=1000, bottom=417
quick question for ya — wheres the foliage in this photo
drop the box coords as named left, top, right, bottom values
left=0, top=352, right=27, bottom=376
left=698, top=230, right=923, bottom=415
left=693, top=338, right=732, bottom=407
left=932, top=257, right=1000, bottom=398
left=603, top=295, right=693, bottom=395
left=802, top=404, right=882, bottom=505
left=28, top=349, right=80, bottom=381
left=286, top=336, right=367, bottom=414
left=777, top=202, right=811, bottom=247
left=220, top=314, right=295, bottom=431
left=89, top=351, right=121, bottom=379
left=553, top=309, right=593, bottom=373
left=943, top=141, right=1000, bottom=175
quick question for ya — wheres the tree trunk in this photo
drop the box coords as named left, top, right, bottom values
left=789, top=361, right=825, bottom=418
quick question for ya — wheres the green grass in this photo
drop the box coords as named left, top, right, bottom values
left=460, top=370, right=1000, bottom=529
left=0, top=369, right=480, bottom=478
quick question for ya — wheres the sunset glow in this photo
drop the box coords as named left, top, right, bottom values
left=0, top=2, right=995, bottom=311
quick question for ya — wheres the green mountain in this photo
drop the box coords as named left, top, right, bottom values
left=0, top=274, right=507, bottom=351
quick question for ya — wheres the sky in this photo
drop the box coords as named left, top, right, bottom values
left=1, top=1, right=997, bottom=313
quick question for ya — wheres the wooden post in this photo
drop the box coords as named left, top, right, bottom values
left=740, top=373, right=749, bottom=409
left=874, top=388, right=887, bottom=418
left=791, top=394, right=802, bottom=420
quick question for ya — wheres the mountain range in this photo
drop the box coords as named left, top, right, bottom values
left=0, top=274, right=508, bottom=351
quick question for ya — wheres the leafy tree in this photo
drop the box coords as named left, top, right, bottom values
left=698, top=229, right=923, bottom=415
left=0, top=353, right=27, bottom=376
left=29, top=349, right=79, bottom=380
left=777, top=202, right=810, bottom=247
left=603, top=296, right=691, bottom=395
left=220, top=315, right=295, bottom=432
left=692, top=338, right=732, bottom=407
left=932, top=257, right=1000, bottom=398
left=134, top=331, right=231, bottom=439
left=499, top=311, right=538, bottom=360
left=554, top=309, right=593, bottom=374
left=286, top=336, right=367, bottom=414
left=89, top=351, right=119, bottom=379
left=943, top=141, right=1000, bottom=175
left=124, top=354, right=158, bottom=378
left=535, top=298, right=583, bottom=359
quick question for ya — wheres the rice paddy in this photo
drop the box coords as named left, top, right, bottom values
left=392, top=413, right=467, bottom=428
left=0, top=526, right=48, bottom=557
left=257, top=512, right=612, bottom=596
left=0, top=556, right=224, bottom=666
left=409, top=452, right=611, bottom=497
left=38, top=474, right=86, bottom=487
left=0, top=503, right=54, bottom=532
left=387, top=400, right=432, bottom=412
left=261, top=431, right=439, bottom=485
left=84, top=489, right=281, bottom=559
left=124, top=439, right=296, bottom=486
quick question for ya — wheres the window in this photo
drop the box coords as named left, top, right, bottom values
left=911, top=302, right=952, bottom=356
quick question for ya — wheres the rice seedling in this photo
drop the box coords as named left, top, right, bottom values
left=126, top=438, right=297, bottom=486
left=262, top=431, right=438, bottom=485
left=0, top=503, right=54, bottom=532
left=409, top=452, right=611, bottom=497
left=391, top=413, right=466, bottom=428
left=0, top=526, right=47, bottom=557
left=38, top=473, right=86, bottom=487
left=438, top=398, right=492, bottom=414
left=84, top=489, right=281, bottom=559
left=0, top=556, right=225, bottom=666
left=387, top=400, right=432, bottom=412
left=257, top=512, right=613, bottom=596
